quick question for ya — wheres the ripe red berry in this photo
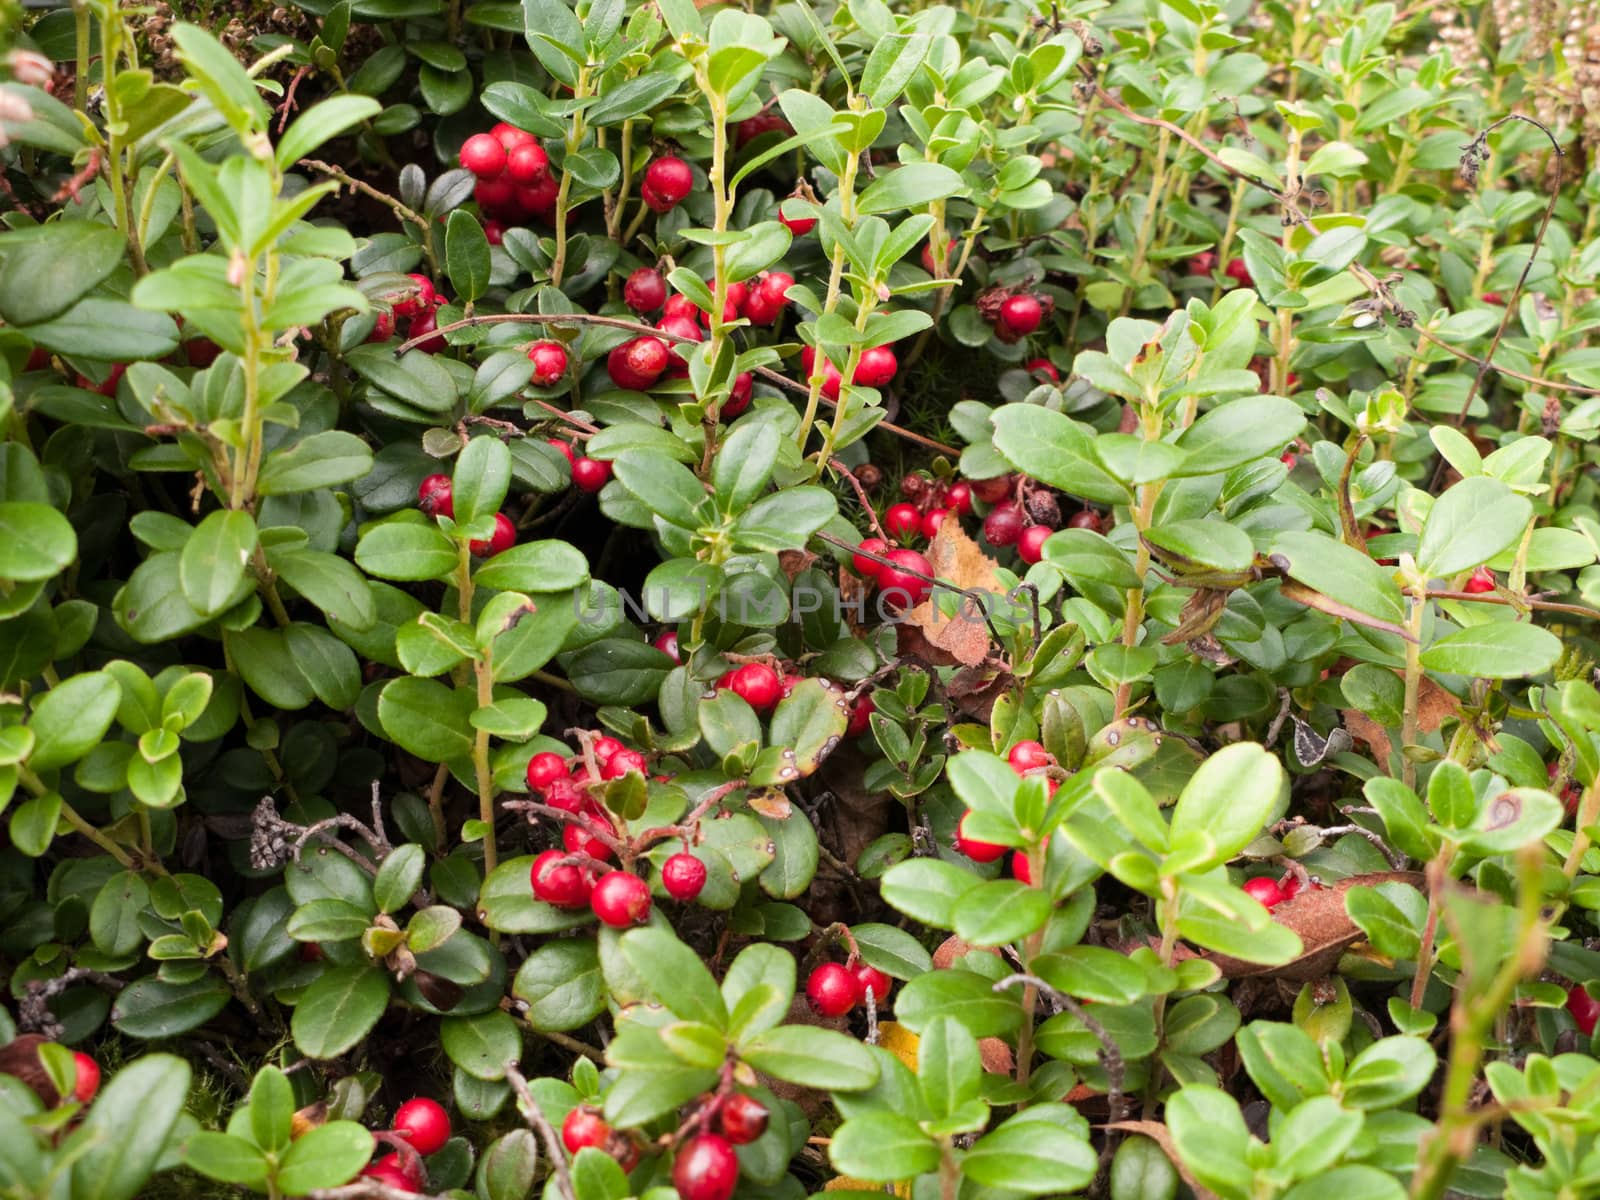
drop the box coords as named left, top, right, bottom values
left=1483, top=291, right=1504, bottom=305
left=476, top=175, right=516, bottom=215
left=71, top=1052, right=100, bottom=1103
left=1187, top=250, right=1218, bottom=276
left=855, top=345, right=897, bottom=388
left=362, top=1159, right=419, bottom=1193
left=673, top=1134, right=740, bottom=1200
left=998, top=294, right=1043, bottom=337
left=526, top=751, right=569, bottom=792
left=718, top=1094, right=770, bottom=1145
left=877, top=548, right=934, bottom=609
left=469, top=512, right=516, bottom=558
left=1017, top=524, right=1050, bottom=564
left=393, top=1097, right=451, bottom=1155
left=1242, top=876, right=1286, bottom=909
left=1067, top=509, right=1104, bottom=534
left=482, top=220, right=505, bottom=246
left=1465, top=566, right=1495, bottom=594
left=591, top=870, right=652, bottom=928
left=571, top=457, right=612, bottom=494
left=722, top=371, right=753, bottom=418
left=460, top=133, right=507, bottom=179
left=623, top=268, right=667, bottom=314
left=853, top=963, right=892, bottom=1006
left=662, top=852, right=707, bottom=901
left=517, top=174, right=560, bottom=218
left=492, top=122, right=537, bottom=150
left=531, top=849, right=594, bottom=909
left=563, top=1106, right=610, bottom=1154
left=921, top=509, right=950, bottom=539
left=564, top=819, right=614, bottom=862
left=884, top=503, right=921, bottom=539
left=742, top=287, right=784, bottom=327
left=407, top=308, right=445, bottom=353
left=607, top=336, right=670, bottom=390
left=657, top=312, right=703, bottom=368
left=1224, top=257, right=1253, bottom=287
left=983, top=505, right=1024, bottom=548
left=527, top=340, right=568, bottom=387
left=955, top=811, right=1007, bottom=863
left=418, top=474, right=454, bottom=518
left=1024, top=358, right=1060, bottom=382
left=853, top=537, right=888, bottom=577
left=805, top=962, right=861, bottom=1017
left=701, top=281, right=748, bottom=329
left=368, top=310, right=396, bottom=343
left=643, top=156, right=694, bottom=210
left=1569, top=984, right=1600, bottom=1035
left=730, top=663, right=783, bottom=712
left=847, top=695, right=874, bottom=737
left=970, top=475, right=1013, bottom=505
left=663, top=294, right=699, bottom=322
left=1278, top=873, right=1311, bottom=901
left=779, top=200, right=816, bottom=236
left=603, top=749, right=648, bottom=779
left=1010, top=851, right=1033, bottom=885
left=592, top=737, right=624, bottom=764
left=653, top=631, right=681, bottom=663
left=944, top=482, right=973, bottom=515
left=506, top=141, right=550, bottom=186
left=548, top=438, right=576, bottom=466
left=1007, top=741, right=1051, bottom=774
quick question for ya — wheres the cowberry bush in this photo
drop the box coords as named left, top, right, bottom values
left=8, top=0, right=1600, bottom=1197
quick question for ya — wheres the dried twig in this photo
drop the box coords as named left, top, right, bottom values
left=505, top=1060, right=576, bottom=1200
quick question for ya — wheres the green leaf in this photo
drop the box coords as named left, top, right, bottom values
left=0, top=221, right=127, bottom=326
left=1339, top=1037, right=1436, bottom=1109
left=611, top=451, right=708, bottom=529
left=90, top=872, right=151, bottom=957
left=741, top=1026, right=879, bottom=1090
left=829, top=1112, right=939, bottom=1181
left=619, top=928, right=728, bottom=1029
left=446, top=210, right=493, bottom=304
left=356, top=520, right=459, bottom=581
left=69, top=1054, right=193, bottom=1200
left=962, top=1106, right=1097, bottom=1195
left=471, top=540, right=590, bottom=592
left=951, top=879, right=1053, bottom=947
left=1419, top=621, right=1561, bottom=679
left=1169, top=742, right=1284, bottom=868
left=1271, top=531, right=1405, bottom=626
left=879, top=859, right=980, bottom=928
left=292, top=965, right=391, bottom=1058
left=20, top=297, right=179, bottom=360
left=1415, top=476, right=1531, bottom=579
left=179, top=509, right=257, bottom=617
left=110, top=976, right=230, bottom=1038
left=276, top=95, right=382, bottom=170
left=1172, top=396, right=1306, bottom=476
left=857, top=163, right=967, bottom=214
left=347, top=344, right=459, bottom=412
left=441, top=1010, right=523, bottom=1080
left=378, top=677, right=476, bottom=762
left=0, top=501, right=77, bottom=582
left=1164, top=1086, right=1252, bottom=1200
left=454, top=435, right=513, bottom=527
left=916, top=1016, right=981, bottom=1119
left=1034, top=946, right=1149, bottom=1005
left=991, top=407, right=1131, bottom=504
left=514, top=938, right=605, bottom=1031
left=28, top=672, right=120, bottom=771
left=275, top=1121, right=375, bottom=1195
left=258, top=431, right=374, bottom=494
left=373, top=843, right=425, bottom=913
left=171, top=22, right=271, bottom=129
left=249, top=1066, right=294, bottom=1155
left=180, top=1132, right=269, bottom=1186
left=731, top=486, right=837, bottom=551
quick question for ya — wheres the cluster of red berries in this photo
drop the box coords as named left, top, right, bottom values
left=370, top=274, right=447, bottom=351
left=880, top=476, right=974, bottom=546
left=1240, top=872, right=1317, bottom=910
left=955, top=741, right=1056, bottom=882
left=459, top=124, right=557, bottom=234
left=798, top=341, right=897, bottom=401
left=1187, top=251, right=1253, bottom=288
left=545, top=438, right=613, bottom=494
left=805, top=958, right=893, bottom=1017
left=416, top=474, right=516, bottom=557
left=360, top=1097, right=451, bottom=1193
left=851, top=539, right=934, bottom=610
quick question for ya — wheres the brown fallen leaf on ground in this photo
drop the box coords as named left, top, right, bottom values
left=904, top=521, right=1008, bottom=667
left=1342, top=672, right=1460, bottom=773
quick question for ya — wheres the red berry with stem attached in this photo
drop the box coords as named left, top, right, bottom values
left=779, top=199, right=816, bottom=236
left=564, top=819, right=614, bottom=862
left=983, top=505, right=1024, bottom=548
left=1242, top=876, right=1286, bottom=909
left=393, top=1098, right=451, bottom=1155
left=527, top=340, right=568, bottom=387
left=469, top=512, right=516, bottom=558
left=526, top=752, right=568, bottom=792
left=624, top=268, right=667, bottom=314
left=653, top=631, right=681, bottom=663
left=884, top=503, right=921, bottom=539
left=643, top=156, right=694, bottom=210
left=998, top=294, right=1043, bottom=337
left=563, top=1106, right=611, bottom=1154
left=1017, top=524, right=1050, bottom=564
left=591, top=871, right=652, bottom=928
left=408, top=309, right=444, bottom=353
left=805, top=962, right=861, bottom=1016
left=970, top=475, right=1012, bottom=505
left=878, top=548, right=933, bottom=609
left=1569, top=984, right=1600, bottom=1035
left=718, top=1094, right=770, bottom=1145
left=853, top=537, right=889, bottom=577
left=956, top=811, right=1007, bottom=863
left=1465, top=566, right=1495, bottom=593
left=662, top=852, right=707, bottom=901
left=548, top=439, right=576, bottom=466
left=945, top=482, right=973, bottom=515
left=418, top=474, right=454, bottom=519
left=531, top=849, right=594, bottom=909
left=506, top=141, right=550, bottom=186
left=1008, top=741, right=1051, bottom=774
left=853, top=963, right=892, bottom=1006
left=673, top=1134, right=740, bottom=1200
left=731, top=663, right=783, bottom=712
left=71, top=1052, right=99, bottom=1103
left=571, top=457, right=612, bottom=494
left=856, top=345, right=897, bottom=388
left=460, top=133, right=507, bottom=179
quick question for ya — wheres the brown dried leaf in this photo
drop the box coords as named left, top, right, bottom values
left=778, top=548, right=816, bottom=582
left=1342, top=709, right=1393, bottom=767
left=905, top=521, right=1006, bottom=667
left=1102, top=1122, right=1220, bottom=1200
left=747, top=789, right=793, bottom=820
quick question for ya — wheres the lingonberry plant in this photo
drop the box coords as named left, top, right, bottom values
left=6, top=0, right=1600, bottom=1197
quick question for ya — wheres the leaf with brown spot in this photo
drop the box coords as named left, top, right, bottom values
left=747, top=788, right=792, bottom=819
left=905, top=521, right=1006, bottom=667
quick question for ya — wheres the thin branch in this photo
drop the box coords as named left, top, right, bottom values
left=993, top=972, right=1125, bottom=1126
left=505, top=1060, right=577, bottom=1200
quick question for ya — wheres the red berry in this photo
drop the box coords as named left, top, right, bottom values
left=460, top=133, right=507, bottom=179
left=846, top=695, right=874, bottom=737
left=1010, top=851, right=1033, bottom=885
left=368, top=310, right=396, bottom=342
left=1017, top=524, right=1050, bottom=564
left=1464, top=566, right=1495, bottom=594
left=393, top=1097, right=451, bottom=1155
left=717, top=1094, right=770, bottom=1145
left=531, top=849, right=594, bottom=909
left=983, top=505, right=1024, bottom=548
left=71, top=1052, right=99, bottom=1103
left=418, top=474, right=454, bottom=519
left=624, top=269, right=667, bottom=314
left=970, top=475, right=1012, bottom=505
left=856, top=345, right=897, bottom=388
left=1569, top=984, right=1600, bottom=1035
left=657, top=312, right=703, bottom=367
left=563, top=1106, right=610, bottom=1154
left=1067, top=509, right=1104, bottom=534
left=506, top=141, right=550, bottom=186
left=603, top=749, right=648, bottom=780
left=884, top=503, right=921, bottom=539
left=564, top=819, right=614, bottom=862
left=372, top=1152, right=426, bottom=1189
left=1024, top=358, right=1060, bottom=383
left=475, top=175, right=516, bottom=214
left=607, top=336, right=670, bottom=390
left=921, top=242, right=944, bottom=274
left=955, top=811, right=1007, bottom=863
left=730, top=663, right=783, bottom=712
left=571, top=457, right=612, bottom=494
left=591, top=870, right=652, bottom=927
left=998, top=294, right=1043, bottom=337
left=921, top=508, right=951, bottom=539
left=184, top=338, right=221, bottom=368
left=1278, top=873, right=1305, bottom=901
left=517, top=174, right=560, bottom=217
left=663, top=294, right=699, bottom=322
left=543, top=776, right=586, bottom=814
left=853, top=537, right=889, bottom=578
left=1242, top=876, right=1286, bottom=909
left=526, top=751, right=568, bottom=792
left=492, top=122, right=537, bottom=150
left=779, top=200, right=816, bottom=236
left=758, top=271, right=794, bottom=307
left=1484, top=291, right=1504, bottom=305
left=527, top=340, right=568, bottom=387
left=548, top=438, right=576, bottom=466
left=643, top=156, right=694, bottom=209
left=1187, top=250, right=1218, bottom=276
left=701, top=282, right=748, bottom=329
left=469, top=512, right=516, bottom=558
left=742, top=287, right=784, bottom=327
left=362, top=1160, right=419, bottom=1193
left=722, top=371, right=753, bottom=418
left=662, top=852, right=707, bottom=901
left=877, top=548, right=934, bottom=609
left=944, top=482, right=973, bottom=514
left=592, top=737, right=624, bottom=764
left=1007, top=741, right=1051, bottom=774
left=853, top=963, right=892, bottom=1006
left=482, top=220, right=505, bottom=246
left=1224, top=257, right=1253, bottom=287
left=673, top=1134, right=740, bottom=1200
left=407, top=309, right=444, bottom=353
left=653, top=631, right=681, bottom=663
left=805, top=962, right=861, bottom=1017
